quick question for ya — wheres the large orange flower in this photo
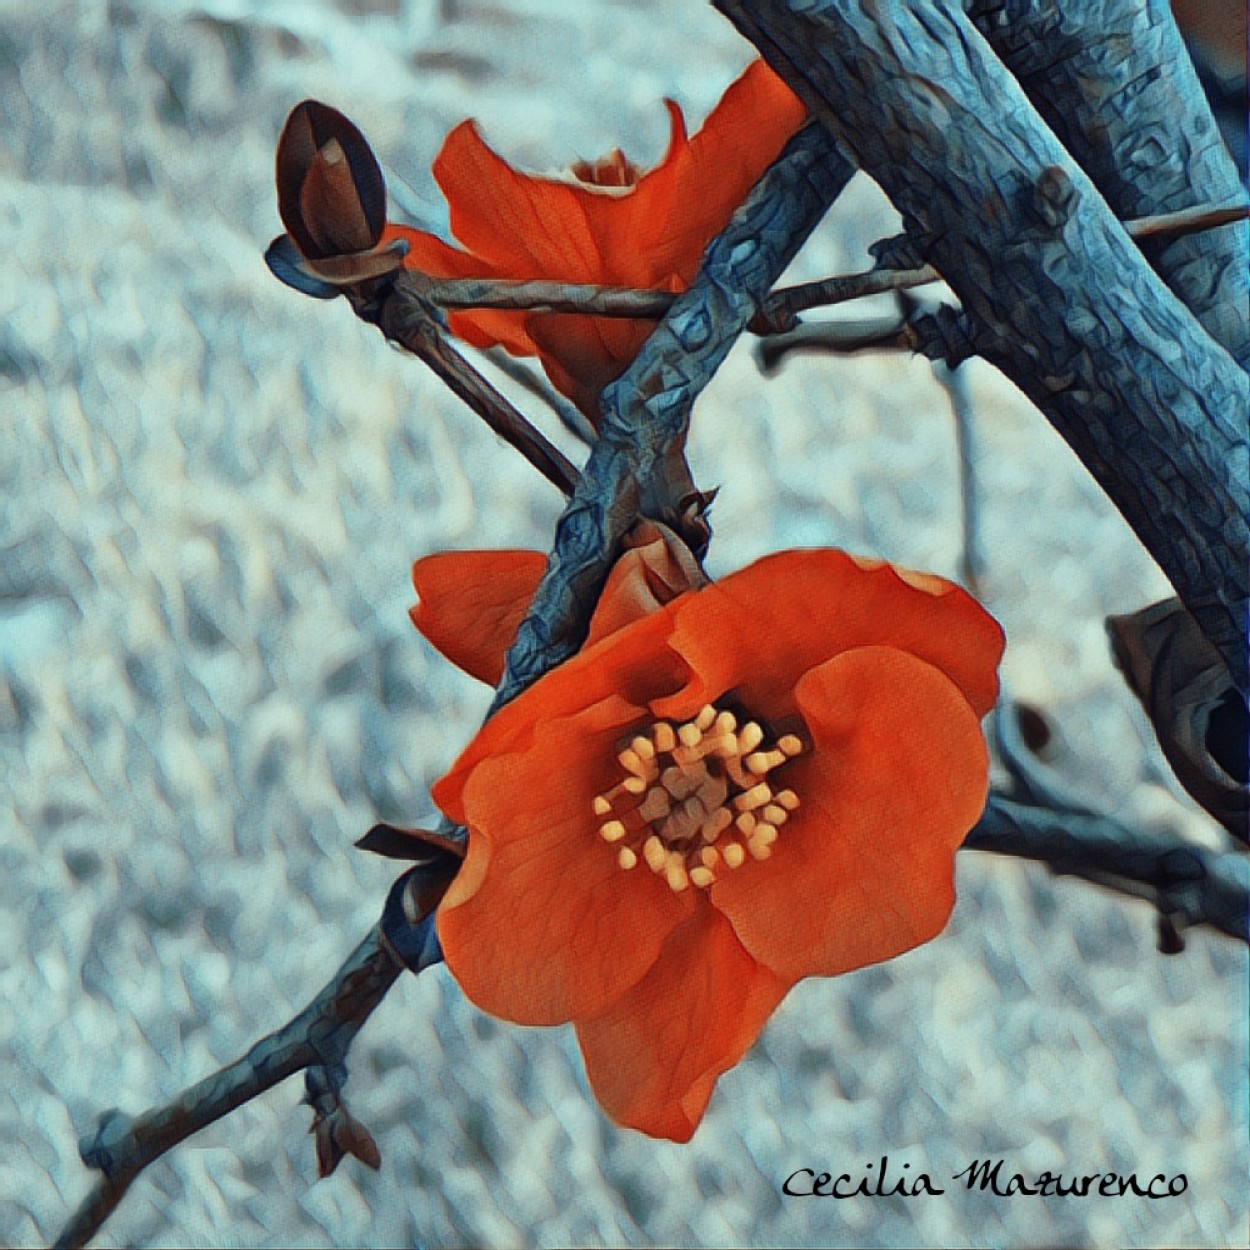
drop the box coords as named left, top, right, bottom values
left=382, top=60, right=807, bottom=419
left=411, top=538, right=1004, bottom=1141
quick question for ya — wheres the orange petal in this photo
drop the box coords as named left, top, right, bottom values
left=436, top=694, right=695, bottom=1025
left=433, top=120, right=605, bottom=279
left=410, top=551, right=547, bottom=686
left=576, top=909, right=790, bottom=1142
left=631, top=60, right=807, bottom=283
left=711, top=647, right=988, bottom=982
left=584, top=521, right=708, bottom=647
left=433, top=604, right=695, bottom=819
left=660, top=550, right=1004, bottom=722
left=523, top=312, right=646, bottom=419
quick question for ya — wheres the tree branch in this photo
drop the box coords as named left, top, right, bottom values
left=489, top=121, right=856, bottom=710
left=372, top=282, right=579, bottom=496
left=716, top=0, right=1250, bottom=696
left=405, top=200, right=1247, bottom=326
left=966, top=0, right=1250, bottom=370
left=54, top=923, right=412, bottom=1249
left=965, top=796, right=1249, bottom=945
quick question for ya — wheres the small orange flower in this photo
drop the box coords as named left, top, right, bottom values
left=411, top=540, right=1004, bottom=1141
left=382, top=60, right=807, bottom=419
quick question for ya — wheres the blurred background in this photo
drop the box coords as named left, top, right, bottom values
left=2, top=1, right=1246, bottom=1247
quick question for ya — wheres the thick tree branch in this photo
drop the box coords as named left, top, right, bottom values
left=717, top=0, right=1250, bottom=696
left=966, top=0, right=1250, bottom=370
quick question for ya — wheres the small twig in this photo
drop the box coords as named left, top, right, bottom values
left=54, top=925, right=407, bottom=1249
left=939, top=359, right=984, bottom=596
left=479, top=347, right=598, bottom=445
left=1126, top=199, right=1250, bottom=242
left=754, top=308, right=912, bottom=372
left=375, top=277, right=579, bottom=496
left=406, top=200, right=1248, bottom=325
left=965, top=795, right=1249, bottom=945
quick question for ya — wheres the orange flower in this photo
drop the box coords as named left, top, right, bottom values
left=411, top=539, right=1004, bottom=1141
left=382, top=60, right=807, bottom=419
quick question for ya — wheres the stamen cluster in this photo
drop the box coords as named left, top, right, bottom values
left=591, top=704, right=804, bottom=893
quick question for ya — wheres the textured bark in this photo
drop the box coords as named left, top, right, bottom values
left=969, top=796, right=1249, bottom=943
left=56, top=926, right=407, bottom=1249
left=492, top=123, right=855, bottom=710
left=966, top=0, right=1250, bottom=369
left=717, top=0, right=1250, bottom=694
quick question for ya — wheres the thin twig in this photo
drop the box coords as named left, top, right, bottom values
left=966, top=796, right=1249, bottom=944
left=479, top=347, right=598, bottom=445
left=376, top=278, right=579, bottom=495
left=54, top=926, right=407, bottom=1249
left=755, top=309, right=912, bottom=372
left=407, top=200, right=1248, bottom=325
left=940, top=360, right=984, bottom=596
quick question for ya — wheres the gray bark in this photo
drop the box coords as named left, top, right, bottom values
left=966, top=0, right=1250, bottom=370
left=716, top=0, right=1250, bottom=695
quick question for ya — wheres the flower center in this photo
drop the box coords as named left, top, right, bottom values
left=591, top=703, right=804, bottom=893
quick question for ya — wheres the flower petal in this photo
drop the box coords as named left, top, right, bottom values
left=410, top=551, right=547, bottom=686
left=576, top=909, right=790, bottom=1141
left=433, top=120, right=605, bottom=278
left=631, top=60, right=807, bottom=283
left=661, top=549, right=1004, bottom=722
left=433, top=605, right=693, bottom=817
left=437, top=694, right=695, bottom=1025
left=711, top=646, right=988, bottom=982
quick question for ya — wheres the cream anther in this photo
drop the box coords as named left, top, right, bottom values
left=618, top=748, right=646, bottom=775
left=665, top=859, right=690, bottom=893
left=593, top=702, right=807, bottom=885
left=631, top=736, right=656, bottom=760
left=735, top=783, right=772, bottom=812
left=643, top=836, right=666, bottom=872
left=745, top=748, right=786, bottom=775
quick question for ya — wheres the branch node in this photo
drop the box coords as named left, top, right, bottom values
left=1032, top=164, right=1080, bottom=231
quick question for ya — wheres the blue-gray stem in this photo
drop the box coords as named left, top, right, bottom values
left=490, top=121, right=855, bottom=710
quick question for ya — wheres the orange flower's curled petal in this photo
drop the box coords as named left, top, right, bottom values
left=576, top=910, right=790, bottom=1142
left=629, top=59, right=808, bottom=280
left=436, top=695, right=695, bottom=1025
left=410, top=551, right=547, bottom=686
left=657, top=550, right=1004, bottom=724
left=584, top=521, right=708, bottom=647
left=381, top=60, right=807, bottom=419
left=711, top=646, right=987, bottom=982
left=432, top=605, right=694, bottom=815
